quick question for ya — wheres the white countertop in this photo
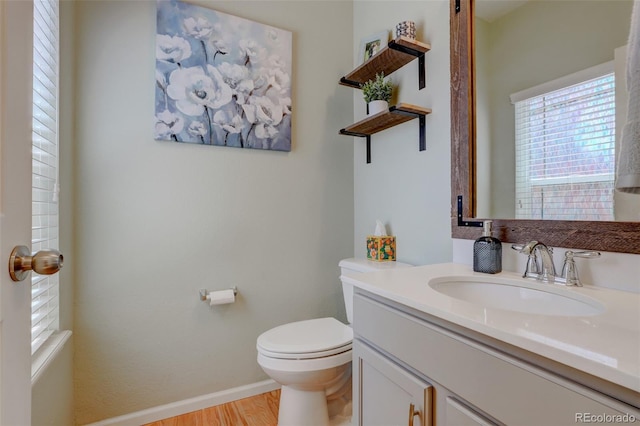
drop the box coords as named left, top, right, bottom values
left=342, top=263, right=640, bottom=393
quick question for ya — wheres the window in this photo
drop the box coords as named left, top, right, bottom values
left=512, top=63, right=615, bottom=220
left=32, top=0, right=60, bottom=355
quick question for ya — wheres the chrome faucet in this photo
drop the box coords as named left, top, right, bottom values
left=512, top=242, right=600, bottom=286
left=532, top=242, right=557, bottom=282
left=560, top=250, right=602, bottom=286
left=514, top=241, right=556, bottom=282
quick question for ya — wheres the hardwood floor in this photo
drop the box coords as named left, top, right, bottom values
left=143, top=390, right=280, bottom=426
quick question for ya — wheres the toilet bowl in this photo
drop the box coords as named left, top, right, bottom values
left=257, top=317, right=353, bottom=426
left=256, top=258, right=412, bottom=426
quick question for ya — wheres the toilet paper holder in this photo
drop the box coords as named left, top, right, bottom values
left=199, top=286, right=238, bottom=301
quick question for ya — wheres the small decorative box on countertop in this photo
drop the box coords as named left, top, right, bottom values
left=367, top=235, right=396, bottom=261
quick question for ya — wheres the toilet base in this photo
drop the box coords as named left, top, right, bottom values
left=278, top=386, right=330, bottom=426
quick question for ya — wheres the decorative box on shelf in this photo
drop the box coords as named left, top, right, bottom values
left=367, top=236, right=396, bottom=262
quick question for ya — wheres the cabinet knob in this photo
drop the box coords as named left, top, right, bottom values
left=408, top=403, right=421, bottom=426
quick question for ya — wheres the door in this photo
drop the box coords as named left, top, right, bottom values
left=1, top=1, right=36, bottom=424
left=354, top=340, right=433, bottom=426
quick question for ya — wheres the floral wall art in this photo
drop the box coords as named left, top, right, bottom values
left=155, top=0, right=292, bottom=151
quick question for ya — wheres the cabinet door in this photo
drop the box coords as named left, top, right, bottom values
left=354, top=340, right=432, bottom=426
left=445, top=397, right=499, bottom=426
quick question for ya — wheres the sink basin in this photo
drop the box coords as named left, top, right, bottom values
left=428, top=276, right=605, bottom=316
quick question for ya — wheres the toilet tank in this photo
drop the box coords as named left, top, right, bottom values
left=339, top=258, right=412, bottom=324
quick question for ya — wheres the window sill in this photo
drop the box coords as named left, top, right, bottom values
left=31, top=330, right=72, bottom=386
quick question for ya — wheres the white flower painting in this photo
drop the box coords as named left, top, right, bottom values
left=155, top=0, right=292, bottom=151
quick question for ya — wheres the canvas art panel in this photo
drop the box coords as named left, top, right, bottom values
left=155, top=0, right=293, bottom=151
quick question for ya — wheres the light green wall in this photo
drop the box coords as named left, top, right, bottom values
left=70, top=1, right=353, bottom=423
left=353, top=1, right=453, bottom=266
left=476, top=0, right=633, bottom=218
left=29, top=1, right=640, bottom=424
left=32, top=342, right=74, bottom=426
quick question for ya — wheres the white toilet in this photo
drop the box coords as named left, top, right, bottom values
left=256, top=258, right=412, bottom=426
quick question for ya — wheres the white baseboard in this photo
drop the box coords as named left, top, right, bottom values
left=85, top=379, right=280, bottom=426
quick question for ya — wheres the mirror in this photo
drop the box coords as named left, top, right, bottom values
left=450, top=0, right=640, bottom=254
left=474, top=0, right=637, bottom=221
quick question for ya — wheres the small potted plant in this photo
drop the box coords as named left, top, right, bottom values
left=361, top=73, right=393, bottom=116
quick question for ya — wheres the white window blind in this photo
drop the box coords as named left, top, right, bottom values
left=513, top=64, right=615, bottom=221
left=32, top=0, right=60, bottom=355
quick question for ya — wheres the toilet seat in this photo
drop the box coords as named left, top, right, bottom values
left=257, top=317, right=353, bottom=360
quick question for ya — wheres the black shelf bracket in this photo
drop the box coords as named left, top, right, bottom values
left=457, top=195, right=483, bottom=227
left=340, top=77, right=362, bottom=89
left=339, top=129, right=366, bottom=137
left=339, top=129, right=373, bottom=163
left=388, top=106, right=427, bottom=151
left=388, top=41, right=426, bottom=90
left=419, top=115, right=426, bottom=151
left=418, top=55, right=425, bottom=89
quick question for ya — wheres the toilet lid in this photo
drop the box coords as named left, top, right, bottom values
left=257, top=317, right=353, bottom=360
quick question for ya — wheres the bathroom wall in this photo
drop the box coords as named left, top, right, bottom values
left=353, top=1, right=453, bottom=267
left=32, top=343, right=74, bottom=426
left=73, top=1, right=353, bottom=423
left=33, top=1, right=639, bottom=423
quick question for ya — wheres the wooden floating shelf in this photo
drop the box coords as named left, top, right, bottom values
left=340, top=103, right=432, bottom=163
left=340, top=103, right=432, bottom=136
left=340, top=37, right=431, bottom=90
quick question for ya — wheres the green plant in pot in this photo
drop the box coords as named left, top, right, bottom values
left=361, top=73, right=393, bottom=116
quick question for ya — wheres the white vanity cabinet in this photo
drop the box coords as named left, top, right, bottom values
left=355, top=341, right=433, bottom=426
left=444, top=397, right=497, bottom=426
left=352, top=290, right=640, bottom=426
